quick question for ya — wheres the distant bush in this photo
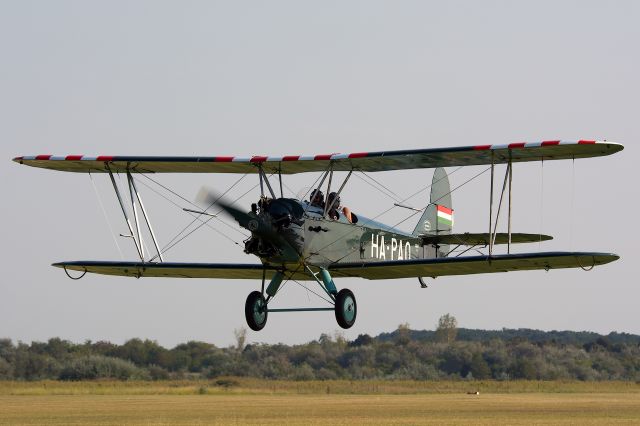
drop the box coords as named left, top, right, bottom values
left=0, top=357, right=13, bottom=379
left=59, top=355, right=149, bottom=381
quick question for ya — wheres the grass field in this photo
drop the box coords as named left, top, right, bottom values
left=1, top=380, right=639, bottom=425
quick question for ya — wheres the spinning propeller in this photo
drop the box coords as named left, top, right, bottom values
left=196, top=188, right=301, bottom=261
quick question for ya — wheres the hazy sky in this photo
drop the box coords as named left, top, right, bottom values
left=1, top=1, right=637, bottom=348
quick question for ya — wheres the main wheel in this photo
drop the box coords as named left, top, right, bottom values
left=245, top=291, right=268, bottom=331
left=335, top=288, right=357, bottom=329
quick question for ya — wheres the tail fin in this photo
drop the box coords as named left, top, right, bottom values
left=412, top=168, right=453, bottom=236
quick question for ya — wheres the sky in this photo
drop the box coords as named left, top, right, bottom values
left=1, top=0, right=638, bottom=348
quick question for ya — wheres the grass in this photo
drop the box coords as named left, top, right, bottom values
left=1, top=378, right=639, bottom=396
left=0, top=380, right=639, bottom=425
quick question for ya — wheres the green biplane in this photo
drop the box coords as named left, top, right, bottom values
left=13, top=140, right=622, bottom=330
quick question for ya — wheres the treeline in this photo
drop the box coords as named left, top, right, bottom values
left=1, top=328, right=639, bottom=381
left=379, top=328, right=640, bottom=346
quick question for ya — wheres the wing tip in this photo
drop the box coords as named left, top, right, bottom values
left=601, top=141, right=624, bottom=154
left=577, top=252, right=620, bottom=266
left=586, top=141, right=623, bottom=156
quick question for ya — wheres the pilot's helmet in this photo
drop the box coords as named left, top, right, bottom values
left=310, top=189, right=324, bottom=205
left=327, top=192, right=340, bottom=208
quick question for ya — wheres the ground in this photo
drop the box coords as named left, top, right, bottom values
left=1, top=380, right=639, bottom=425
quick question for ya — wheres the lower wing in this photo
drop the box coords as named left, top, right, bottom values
left=54, top=261, right=294, bottom=280
left=328, top=252, right=619, bottom=280
left=55, top=252, right=617, bottom=281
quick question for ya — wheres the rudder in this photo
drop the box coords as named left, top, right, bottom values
left=412, top=168, right=453, bottom=236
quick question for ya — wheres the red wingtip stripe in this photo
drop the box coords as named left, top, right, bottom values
left=578, top=140, right=596, bottom=144
left=348, top=152, right=368, bottom=158
left=314, top=154, right=333, bottom=160
left=96, top=155, right=113, bottom=162
left=250, top=156, right=268, bottom=163
left=35, top=155, right=52, bottom=160
left=282, top=155, right=300, bottom=161
left=65, top=155, right=83, bottom=161
left=473, top=145, right=491, bottom=150
left=541, top=140, right=560, bottom=146
left=214, top=156, right=234, bottom=162
left=13, top=156, right=23, bottom=162
left=508, top=142, right=526, bottom=149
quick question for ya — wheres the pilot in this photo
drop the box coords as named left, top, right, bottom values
left=343, top=206, right=358, bottom=223
left=309, top=189, right=324, bottom=209
left=327, top=192, right=341, bottom=220
left=327, top=192, right=358, bottom=224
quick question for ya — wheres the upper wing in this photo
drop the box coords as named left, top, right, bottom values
left=13, top=140, right=622, bottom=175
left=54, top=261, right=313, bottom=280
left=328, top=252, right=619, bottom=280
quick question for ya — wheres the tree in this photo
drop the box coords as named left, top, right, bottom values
left=395, top=323, right=411, bottom=346
left=470, top=352, right=491, bottom=379
left=509, top=358, right=537, bottom=380
left=435, top=314, right=458, bottom=344
left=234, top=327, right=247, bottom=352
left=350, top=334, right=374, bottom=347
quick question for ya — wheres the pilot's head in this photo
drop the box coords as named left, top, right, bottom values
left=327, top=192, right=340, bottom=208
left=310, top=189, right=324, bottom=206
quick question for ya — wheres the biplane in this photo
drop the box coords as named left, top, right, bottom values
left=13, top=140, right=623, bottom=331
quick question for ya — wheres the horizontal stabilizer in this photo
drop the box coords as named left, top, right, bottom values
left=421, top=232, right=552, bottom=246
left=329, top=251, right=619, bottom=280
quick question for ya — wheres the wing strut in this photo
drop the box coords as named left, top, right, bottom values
left=258, top=164, right=277, bottom=199
left=128, top=171, right=164, bottom=262
left=488, top=156, right=514, bottom=255
left=508, top=153, right=513, bottom=253
left=108, top=166, right=144, bottom=261
left=106, top=166, right=164, bottom=263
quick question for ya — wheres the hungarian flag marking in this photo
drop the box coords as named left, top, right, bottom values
left=437, top=205, right=454, bottom=226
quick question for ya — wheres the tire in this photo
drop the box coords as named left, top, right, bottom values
left=245, top=291, right=268, bottom=331
left=335, top=288, right=357, bottom=329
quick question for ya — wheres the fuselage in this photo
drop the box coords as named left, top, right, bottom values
left=245, top=197, right=434, bottom=270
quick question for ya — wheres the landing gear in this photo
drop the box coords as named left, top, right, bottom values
left=244, top=269, right=357, bottom=330
left=335, top=288, right=357, bottom=329
left=245, top=291, right=268, bottom=331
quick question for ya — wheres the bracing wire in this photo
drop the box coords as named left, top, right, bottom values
left=150, top=179, right=260, bottom=260
left=153, top=174, right=252, bottom=256
left=141, top=173, right=249, bottom=239
left=290, top=278, right=334, bottom=305
left=136, top=174, right=248, bottom=238
left=132, top=177, right=245, bottom=253
left=89, top=172, right=124, bottom=260
left=311, top=166, right=468, bottom=261
left=390, top=166, right=491, bottom=230
left=271, top=263, right=334, bottom=306
left=353, top=172, right=403, bottom=203
left=300, top=169, right=328, bottom=203
left=281, top=180, right=296, bottom=197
